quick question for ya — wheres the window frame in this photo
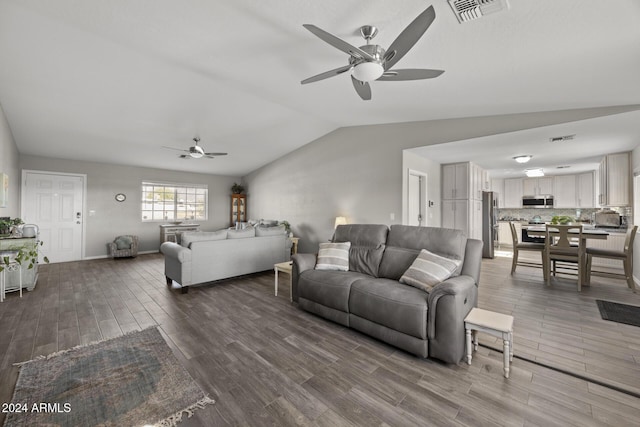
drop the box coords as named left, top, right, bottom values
left=141, top=181, right=208, bottom=222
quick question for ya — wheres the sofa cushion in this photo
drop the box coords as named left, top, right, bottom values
left=349, top=278, right=429, bottom=340
left=333, top=224, right=388, bottom=277
left=255, top=224, right=286, bottom=236
left=378, top=225, right=466, bottom=280
left=315, top=242, right=351, bottom=271
left=227, top=227, right=256, bottom=239
left=399, top=249, right=462, bottom=292
left=115, top=236, right=132, bottom=250
left=181, top=230, right=227, bottom=247
left=298, top=270, right=370, bottom=312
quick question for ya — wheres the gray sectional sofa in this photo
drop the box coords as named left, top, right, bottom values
left=161, top=226, right=291, bottom=293
left=291, top=224, right=482, bottom=364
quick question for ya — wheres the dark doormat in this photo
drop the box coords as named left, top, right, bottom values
left=596, top=300, right=640, bottom=327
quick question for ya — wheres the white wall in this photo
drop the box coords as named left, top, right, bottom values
left=20, top=155, right=239, bottom=257
left=245, top=107, right=634, bottom=253
left=0, top=102, right=20, bottom=218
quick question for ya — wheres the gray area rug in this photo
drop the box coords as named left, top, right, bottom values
left=596, top=300, right=640, bottom=327
left=4, top=327, right=214, bottom=427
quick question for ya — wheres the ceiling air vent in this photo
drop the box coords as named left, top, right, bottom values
left=448, top=0, right=510, bottom=24
left=549, top=134, right=576, bottom=143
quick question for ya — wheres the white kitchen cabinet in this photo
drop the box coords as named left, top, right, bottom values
left=472, top=199, right=483, bottom=240
left=553, top=175, right=577, bottom=208
left=442, top=163, right=469, bottom=200
left=442, top=200, right=469, bottom=236
left=524, top=177, right=554, bottom=196
left=577, top=172, right=595, bottom=208
left=491, top=178, right=505, bottom=208
left=504, top=178, right=523, bottom=208
left=598, top=152, right=630, bottom=207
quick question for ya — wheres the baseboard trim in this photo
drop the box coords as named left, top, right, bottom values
left=82, top=250, right=159, bottom=261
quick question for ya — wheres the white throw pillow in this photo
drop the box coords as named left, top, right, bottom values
left=315, top=242, right=351, bottom=271
left=399, top=249, right=462, bottom=292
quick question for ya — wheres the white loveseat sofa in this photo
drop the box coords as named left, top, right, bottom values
left=160, top=226, right=292, bottom=293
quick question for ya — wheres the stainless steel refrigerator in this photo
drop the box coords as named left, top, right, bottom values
left=482, top=191, right=498, bottom=258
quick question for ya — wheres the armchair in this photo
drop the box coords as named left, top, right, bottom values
left=109, top=235, right=139, bottom=258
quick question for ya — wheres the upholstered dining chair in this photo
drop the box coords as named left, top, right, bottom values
left=585, top=225, right=637, bottom=293
left=509, top=222, right=546, bottom=275
left=109, top=235, right=139, bottom=258
left=544, top=224, right=585, bottom=291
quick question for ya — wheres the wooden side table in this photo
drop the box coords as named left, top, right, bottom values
left=464, top=307, right=514, bottom=378
left=289, top=237, right=299, bottom=255
left=274, top=261, right=293, bottom=301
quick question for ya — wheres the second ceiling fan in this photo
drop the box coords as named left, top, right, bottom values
left=301, top=5, right=444, bottom=100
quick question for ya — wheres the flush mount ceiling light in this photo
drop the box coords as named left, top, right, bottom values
left=513, top=155, right=532, bottom=164
left=525, top=168, right=544, bottom=178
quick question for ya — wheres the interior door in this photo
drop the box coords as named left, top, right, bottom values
left=408, top=171, right=425, bottom=226
left=22, top=171, right=84, bottom=263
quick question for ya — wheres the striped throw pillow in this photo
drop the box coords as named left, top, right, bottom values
left=315, top=242, right=351, bottom=271
left=399, top=249, right=462, bottom=292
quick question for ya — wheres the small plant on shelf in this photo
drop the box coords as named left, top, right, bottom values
left=231, top=182, right=245, bottom=194
left=0, top=217, right=23, bottom=236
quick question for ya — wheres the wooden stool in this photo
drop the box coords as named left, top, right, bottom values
left=464, top=308, right=514, bottom=378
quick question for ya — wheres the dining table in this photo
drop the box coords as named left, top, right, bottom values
left=524, top=225, right=609, bottom=288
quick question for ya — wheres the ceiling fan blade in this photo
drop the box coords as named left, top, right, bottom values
left=378, top=69, right=444, bottom=81
left=383, top=5, right=436, bottom=71
left=301, top=64, right=354, bottom=85
left=179, top=154, right=191, bottom=159
left=351, top=76, right=371, bottom=101
left=163, top=146, right=188, bottom=153
left=204, top=152, right=228, bottom=156
left=303, top=24, right=375, bottom=61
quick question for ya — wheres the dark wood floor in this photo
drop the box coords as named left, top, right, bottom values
left=1, top=253, right=640, bottom=426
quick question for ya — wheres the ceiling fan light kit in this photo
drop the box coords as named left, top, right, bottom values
left=301, top=5, right=444, bottom=100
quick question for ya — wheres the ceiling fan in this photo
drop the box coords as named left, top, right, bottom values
left=163, top=137, right=228, bottom=159
left=301, top=5, right=444, bottom=100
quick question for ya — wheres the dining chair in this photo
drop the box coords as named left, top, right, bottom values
left=544, top=224, right=585, bottom=291
left=509, top=222, right=546, bottom=275
left=585, top=225, right=637, bottom=293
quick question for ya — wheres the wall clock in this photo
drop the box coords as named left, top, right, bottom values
left=115, top=193, right=126, bottom=202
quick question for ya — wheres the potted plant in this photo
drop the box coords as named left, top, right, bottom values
left=279, top=220, right=293, bottom=237
left=0, top=240, right=49, bottom=272
left=231, top=182, right=245, bottom=194
left=0, top=217, right=49, bottom=272
left=0, top=217, right=23, bottom=236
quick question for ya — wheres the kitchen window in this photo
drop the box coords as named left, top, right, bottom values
left=141, top=181, right=208, bottom=222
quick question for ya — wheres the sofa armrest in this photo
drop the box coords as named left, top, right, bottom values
left=426, top=274, right=477, bottom=363
left=291, top=253, right=317, bottom=303
left=160, top=242, right=192, bottom=263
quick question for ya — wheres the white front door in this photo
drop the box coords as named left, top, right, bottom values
left=22, top=171, right=84, bottom=263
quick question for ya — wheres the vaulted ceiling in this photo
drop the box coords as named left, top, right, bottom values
left=0, top=0, right=639, bottom=176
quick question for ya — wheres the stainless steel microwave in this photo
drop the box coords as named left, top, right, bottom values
left=522, top=196, right=554, bottom=208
